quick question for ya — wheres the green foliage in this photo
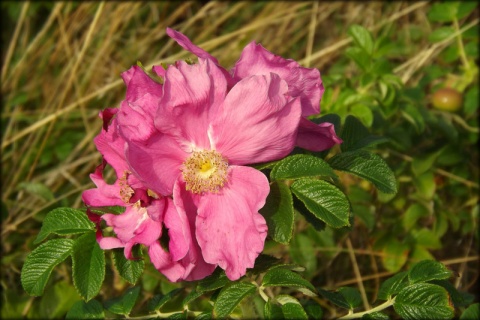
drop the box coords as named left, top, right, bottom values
left=21, top=239, right=74, bottom=296
left=213, top=282, right=257, bottom=318
left=35, top=207, right=95, bottom=244
left=104, top=286, right=141, bottom=316
left=71, top=232, right=106, bottom=301
left=12, top=2, right=479, bottom=319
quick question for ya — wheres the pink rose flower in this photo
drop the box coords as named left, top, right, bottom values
left=124, top=57, right=302, bottom=280
left=83, top=108, right=215, bottom=282
left=166, top=28, right=342, bottom=152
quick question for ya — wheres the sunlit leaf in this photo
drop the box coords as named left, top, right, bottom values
left=104, top=286, right=141, bottom=316
left=262, top=268, right=317, bottom=296
left=112, top=247, right=144, bottom=284
left=393, top=283, right=454, bottom=319
left=35, top=208, right=95, bottom=244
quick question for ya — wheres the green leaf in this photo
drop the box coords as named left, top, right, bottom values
left=377, top=271, right=409, bottom=300
left=35, top=208, right=95, bottom=244
left=112, top=247, right=144, bottom=284
left=403, top=203, right=430, bottom=231
left=413, top=171, right=436, bottom=200
left=393, top=283, right=454, bottom=319
left=21, top=239, right=74, bottom=296
left=264, top=300, right=284, bottom=319
left=408, top=260, right=452, bottom=283
left=431, top=280, right=474, bottom=308
left=197, top=268, right=229, bottom=293
left=291, top=179, right=350, bottom=228
left=182, top=290, right=203, bottom=307
left=72, top=232, right=105, bottom=301
left=328, top=150, right=397, bottom=194
left=428, top=27, right=455, bottom=43
left=412, top=228, right=442, bottom=249
left=427, top=2, right=459, bottom=22
left=460, top=303, right=480, bottom=320
left=317, top=288, right=350, bottom=309
left=411, top=148, right=445, bottom=176
left=456, top=2, right=478, bottom=19
left=213, top=282, right=257, bottom=318
left=304, top=300, right=323, bottom=319
left=348, top=24, right=374, bottom=55
left=260, top=181, right=294, bottom=244
left=281, top=302, right=308, bottom=319
left=289, top=233, right=317, bottom=279
left=271, top=154, right=337, bottom=181
left=338, top=287, right=362, bottom=309
left=37, top=281, right=80, bottom=318
left=340, top=116, right=389, bottom=152
left=262, top=268, right=317, bottom=296
left=381, top=240, right=409, bottom=273
left=346, top=47, right=371, bottom=71
left=18, top=182, right=55, bottom=202
left=66, top=299, right=104, bottom=319
left=104, top=286, right=141, bottom=316
left=362, top=311, right=390, bottom=319
left=350, top=104, right=373, bottom=128
left=148, top=289, right=183, bottom=312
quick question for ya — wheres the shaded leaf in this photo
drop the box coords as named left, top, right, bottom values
left=340, top=115, right=388, bottom=152
left=213, top=282, right=257, bottom=318
left=262, top=268, right=317, bottom=296
left=460, top=303, right=480, bottom=320
left=291, top=179, right=350, bottom=228
left=21, top=239, right=74, bottom=296
left=378, top=271, right=408, bottom=300
left=148, top=289, right=183, bottom=312
left=260, top=181, right=294, bottom=244
left=112, top=247, right=144, bottom=284
left=197, top=268, right=229, bottom=293
left=66, top=299, right=104, bottom=319
left=72, top=232, right=105, bottom=301
left=338, top=287, right=362, bottom=309
left=329, top=150, right=397, bottom=194
left=317, top=288, right=350, bottom=309
left=104, top=286, right=141, bottom=316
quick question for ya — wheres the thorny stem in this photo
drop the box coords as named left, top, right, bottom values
left=338, top=298, right=396, bottom=319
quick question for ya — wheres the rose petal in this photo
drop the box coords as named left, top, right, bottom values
left=155, top=59, right=227, bottom=150
left=194, top=165, right=269, bottom=280
left=125, top=134, right=186, bottom=196
left=296, top=118, right=343, bottom=152
left=212, top=73, right=301, bottom=165
left=166, top=28, right=219, bottom=64
left=121, top=65, right=163, bottom=103
left=232, top=42, right=324, bottom=116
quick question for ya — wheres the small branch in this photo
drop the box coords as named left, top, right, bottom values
left=339, top=298, right=396, bottom=319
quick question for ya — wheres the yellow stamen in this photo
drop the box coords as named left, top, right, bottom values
left=182, top=150, right=228, bottom=194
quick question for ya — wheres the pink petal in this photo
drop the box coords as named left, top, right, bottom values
left=148, top=241, right=188, bottom=282
left=194, top=166, right=269, bottom=280
left=154, top=59, right=227, bottom=150
left=296, top=118, right=343, bottom=152
left=121, top=65, right=163, bottom=103
left=93, top=115, right=130, bottom=178
left=232, top=42, right=324, bottom=116
left=212, top=73, right=302, bottom=165
left=171, top=180, right=217, bottom=280
left=82, top=164, right=125, bottom=207
left=125, top=134, right=186, bottom=196
left=98, top=237, right=124, bottom=250
left=166, top=28, right=219, bottom=64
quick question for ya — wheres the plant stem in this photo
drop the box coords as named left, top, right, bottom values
left=338, top=298, right=396, bottom=319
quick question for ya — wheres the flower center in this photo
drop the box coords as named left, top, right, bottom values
left=182, top=150, right=228, bottom=194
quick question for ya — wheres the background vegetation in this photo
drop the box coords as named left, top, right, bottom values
left=1, top=1, right=478, bottom=318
